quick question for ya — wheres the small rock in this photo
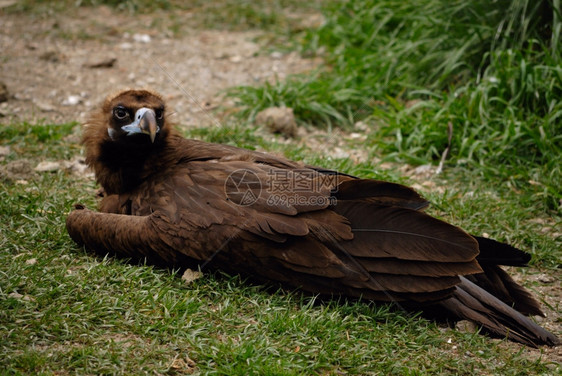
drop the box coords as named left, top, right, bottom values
left=63, top=158, right=91, bottom=176
left=0, top=1, right=18, bottom=9
left=34, top=100, right=56, bottom=112
left=537, top=274, right=555, bottom=284
left=354, top=121, right=369, bottom=131
left=182, top=268, right=202, bottom=285
left=255, top=107, right=298, bottom=138
left=378, top=162, right=394, bottom=170
left=62, top=95, right=82, bottom=106
left=405, top=99, right=421, bottom=108
left=84, top=57, right=117, bottom=69
left=8, top=292, right=23, bottom=299
left=455, top=320, right=478, bottom=333
left=332, top=147, right=350, bottom=159
left=0, top=159, right=34, bottom=181
left=133, top=33, right=151, bottom=43
left=0, top=145, right=10, bottom=156
left=421, top=180, right=436, bottom=188
left=25, top=258, right=37, bottom=265
left=8, top=292, right=34, bottom=302
left=412, top=164, right=434, bottom=176
left=34, top=161, right=61, bottom=172
left=0, top=81, right=8, bottom=102
left=347, top=132, right=366, bottom=141
left=39, top=50, right=63, bottom=63
left=214, top=52, right=229, bottom=60
left=534, top=315, right=545, bottom=323
left=411, top=183, right=424, bottom=192
left=229, top=55, right=242, bottom=63
left=169, top=355, right=197, bottom=373
left=546, top=363, right=559, bottom=372
left=270, top=51, right=283, bottom=59
left=119, top=42, right=133, bottom=50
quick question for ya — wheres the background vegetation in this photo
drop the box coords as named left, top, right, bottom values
left=233, top=0, right=562, bottom=213
left=1, top=0, right=560, bottom=374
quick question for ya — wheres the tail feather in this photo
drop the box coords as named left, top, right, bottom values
left=439, top=277, right=559, bottom=347
left=474, top=236, right=531, bottom=266
left=469, top=236, right=544, bottom=316
left=466, top=265, right=545, bottom=317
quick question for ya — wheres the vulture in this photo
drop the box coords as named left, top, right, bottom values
left=66, top=89, right=559, bottom=347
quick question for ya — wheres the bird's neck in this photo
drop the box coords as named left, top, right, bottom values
left=94, top=137, right=169, bottom=195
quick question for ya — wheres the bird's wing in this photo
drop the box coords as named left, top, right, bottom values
left=129, top=159, right=352, bottom=242
left=104, top=160, right=481, bottom=302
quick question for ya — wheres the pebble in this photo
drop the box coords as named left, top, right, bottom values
left=132, top=33, right=151, bottom=43
left=182, top=268, right=202, bottom=284
left=119, top=42, right=133, bottom=50
left=0, top=81, right=9, bottom=102
left=34, top=161, right=61, bottom=172
left=0, top=145, right=10, bottom=156
left=255, top=107, right=298, bottom=138
left=62, top=95, right=82, bottom=106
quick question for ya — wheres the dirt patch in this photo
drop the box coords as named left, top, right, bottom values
left=0, top=6, right=320, bottom=127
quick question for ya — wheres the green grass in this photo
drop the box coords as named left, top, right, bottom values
left=1, top=120, right=560, bottom=374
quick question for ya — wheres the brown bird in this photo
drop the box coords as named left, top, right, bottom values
left=66, top=89, right=559, bottom=347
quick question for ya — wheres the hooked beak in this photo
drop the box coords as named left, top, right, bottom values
left=138, top=109, right=158, bottom=143
left=120, top=107, right=160, bottom=143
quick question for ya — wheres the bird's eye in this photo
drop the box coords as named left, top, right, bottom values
left=155, top=108, right=164, bottom=120
left=113, top=107, right=129, bottom=120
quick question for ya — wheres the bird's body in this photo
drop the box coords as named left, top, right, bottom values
left=67, top=89, right=559, bottom=347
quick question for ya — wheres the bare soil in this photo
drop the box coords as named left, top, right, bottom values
left=0, top=6, right=320, bottom=126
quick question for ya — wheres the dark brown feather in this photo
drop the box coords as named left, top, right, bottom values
left=334, top=179, right=430, bottom=210
left=439, top=277, right=559, bottom=347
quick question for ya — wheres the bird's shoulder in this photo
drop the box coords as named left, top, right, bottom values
left=166, top=135, right=303, bottom=169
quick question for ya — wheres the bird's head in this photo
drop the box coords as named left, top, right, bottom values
left=83, top=89, right=176, bottom=194
left=101, top=89, right=166, bottom=144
